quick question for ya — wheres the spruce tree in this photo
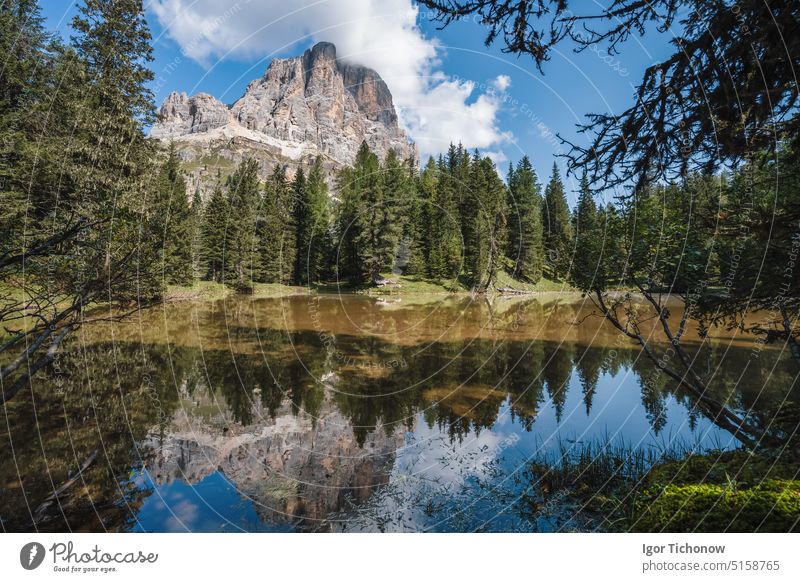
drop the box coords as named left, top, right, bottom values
left=190, top=188, right=203, bottom=279
left=462, top=151, right=488, bottom=287
left=259, top=164, right=294, bottom=284
left=1, top=0, right=162, bottom=398
left=480, top=155, right=508, bottom=290
left=153, top=142, right=194, bottom=285
left=506, top=156, right=544, bottom=282
left=416, top=157, right=438, bottom=272
left=408, top=157, right=438, bottom=276
left=353, top=143, right=387, bottom=282
left=224, top=159, right=261, bottom=289
left=380, top=149, right=410, bottom=274
left=335, top=164, right=362, bottom=284
left=297, top=157, right=332, bottom=284
left=291, top=167, right=310, bottom=284
left=401, top=155, right=426, bottom=276
left=69, top=0, right=160, bottom=296
left=542, top=162, right=573, bottom=280
left=200, top=185, right=228, bottom=282
left=0, top=0, right=53, bottom=266
left=569, top=172, right=601, bottom=291
left=338, top=142, right=391, bottom=283
left=427, top=155, right=462, bottom=281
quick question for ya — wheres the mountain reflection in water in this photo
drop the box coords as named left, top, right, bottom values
left=1, top=295, right=797, bottom=532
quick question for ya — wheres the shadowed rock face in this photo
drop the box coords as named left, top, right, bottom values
left=151, top=42, right=414, bottom=195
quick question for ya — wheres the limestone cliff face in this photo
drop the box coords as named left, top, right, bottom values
left=150, top=42, right=414, bottom=194
left=152, top=92, right=232, bottom=136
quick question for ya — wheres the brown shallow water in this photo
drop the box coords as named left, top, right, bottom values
left=1, top=294, right=797, bottom=532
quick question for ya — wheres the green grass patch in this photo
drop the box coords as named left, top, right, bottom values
left=162, top=271, right=577, bottom=301
left=164, top=281, right=232, bottom=302
left=528, top=445, right=800, bottom=532
left=492, top=270, right=577, bottom=293
left=368, top=274, right=465, bottom=295
left=250, top=283, right=309, bottom=297
left=165, top=281, right=311, bottom=301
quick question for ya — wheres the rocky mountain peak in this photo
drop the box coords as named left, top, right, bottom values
left=150, top=42, right=414, bottom=194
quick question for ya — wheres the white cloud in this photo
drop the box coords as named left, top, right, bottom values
left=492, top=74, right=511, bottom=91
left=149, top=0, right=509, bottom=157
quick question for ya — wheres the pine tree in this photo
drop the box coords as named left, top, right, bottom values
left=338, top=142, right=393, bottom=283
left=426, top=155, right=462, bottom=281
left=259, top=164, right=295, bottom=284
left=1, top=0, right=163, bottom=398
left=223, top=159, right=261, bottom=289
left=506, top=156, right=544, bottom=282
left=190, top=188, right=203, bottom=279
left=69, top=0, right=160, bottom=296
left=595, top=202, right=626, bottom=290
left=291, top=167, right=311, bottom=284
left=300, top=157, right=332, bottom=284
left=353, top=143, right=386, bottom=282
left=200, top=185, right=228, bottom=282
left=380, top=149, right=411, bottom=274
left=480, top=155, right=508, bottom=290
left=569, top=172, right=601, bottom=291
left=335, top=164, right=361, bottom=284
left=461, top=151, right=487, bottom=287
left=401, top=154, right=426, bottom=276
left=153, top=142, right=194, bottom=285
left=0, top=0, right=54, bottom=266
left=407, top=157, right=437, bottom=276
left=542, top=162, right=573, bottom=280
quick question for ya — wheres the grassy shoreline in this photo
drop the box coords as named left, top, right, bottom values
left=163, top=273, right=580, bottom=302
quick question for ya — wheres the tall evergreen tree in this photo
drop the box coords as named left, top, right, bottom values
left=542, top=162, right=573, bottom=280
left=0, top=0, right=54, bottom=264
left=190, top=188, right=203, bottom=279
left=479, top=156, right=508, bottom=290
left=290, top=167, right=310, bottom=284
left=223, top=159, right=260, bottom=289
left=294, top=157, right=331, bottom=284
left=569, top=172, right=601, bottom=290
left=200, top=185, right=228, bottom=282
left=462, top=151, right=487, bottom=287
left=380, top=149, right=411, bottom=274
left=506, top=156, right=544, bottom=282
left=337, top=142, right=396, bottom=284
left=69, top=0, right=161, bottom=296
left=259, top=164, right=295, bottom=284
left=427, top=155, right=463, bottom=281
left=401, top=155, right=426, bottom=276
left=408, top=157, right=437, bottom=276
left=335, top=164, right=361, bottom=284
left=153, top=142, right=194, bottom=285
left=1, top=0, right=162, bottom=400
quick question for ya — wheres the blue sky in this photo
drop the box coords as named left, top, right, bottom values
left=42, top=1, right=680, bottom=204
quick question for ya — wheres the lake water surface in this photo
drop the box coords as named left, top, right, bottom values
left=2, top=294, right=796, bottom=532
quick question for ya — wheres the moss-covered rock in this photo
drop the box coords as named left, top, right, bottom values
left=646, top=450, right=800, bottom=487
left=632, top=479, right=800, bottom=532
left=538, top=448, right=800, bottom=532
left=628, top=451, right=800, bottom=532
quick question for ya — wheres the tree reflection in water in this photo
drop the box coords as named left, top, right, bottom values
left=1, top=296, right=796, bottom=531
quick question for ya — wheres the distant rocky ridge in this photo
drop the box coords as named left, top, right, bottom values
left=151, top=42, right=415, bottom=195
